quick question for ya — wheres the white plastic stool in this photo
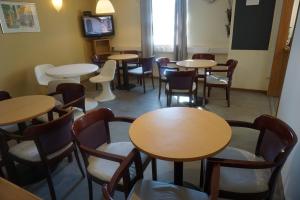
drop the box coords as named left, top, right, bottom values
left=89, top=60, right=116, bottom=102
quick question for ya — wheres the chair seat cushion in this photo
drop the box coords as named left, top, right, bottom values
left=214, top=146, right=271, bottom=193
left=207, top=75, right=228, bottom=85
left=128, top=67, right=152, bottom=75
left=128, top=180, right=208, bottom=200
left=85, top=98, right=98, bottom=111
left=9, top=141, right=73, bottom=162
left=161, top=68, right=178, bottom=80
left=166, top=82, right=196, bottom=93
left=87, top=142, right=147, bottom=184
left=0, top=124, right=19, bottom=133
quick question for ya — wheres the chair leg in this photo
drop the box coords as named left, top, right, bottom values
left=200, top=160, right=204, bottom=188
left=87, top=175, right=93, bottom=200
left=189, top=95, right=192, bottom=107
left=208, top=87, right=211, bottom=97
left=158, top=81, right=162, bottom=99
left=45, top=167, right=57, bottom=200
left=67, top=154, right=73, bottom=163
left=73, top=148, right=85, bottom=178
left=142, top=75, right=146, bottom=93
left=151, top=158, right=157, bottom=181
left=226, top=87, right=230, bottom=107
left=151, top=74, right=155, bottom=89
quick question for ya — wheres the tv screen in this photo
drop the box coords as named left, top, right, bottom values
left=82, top=15, right=114, bottom=38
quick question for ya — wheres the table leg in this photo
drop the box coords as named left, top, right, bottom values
left=174, top=161, right=183, bottom=186
left=116, top=61, right=122, bottom=88
left=116, top=60, right=135, bottom=90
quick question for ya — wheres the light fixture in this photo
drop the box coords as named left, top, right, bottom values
left=52, top=0, right=63, bottom=12
left=96, top=0, right=115, bottom=14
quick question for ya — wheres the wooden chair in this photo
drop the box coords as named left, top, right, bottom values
left=92, top=54, right=111, bottom=69
left=204, top=59, right=238, bottom=107
left=204, top=115, right=297, bottom=200
left=39, top=82, right=87, bottom=122
left=72, top=108, right=156, bottom=200
left=0, top=109, right=85, bottom=200
left=156, top=57, right=179, bottom=99
left=165, top=70, right=197, bottom=107
left=103, top=148, right=220, bottom=200
left=128, top=57, right=155, bottom=93
left=192, top=53, right=215, bottom=78
left=122, top=50, right=140, bottom=70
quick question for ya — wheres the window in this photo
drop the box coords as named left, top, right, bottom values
left=152, top=0, right=176, bottom=52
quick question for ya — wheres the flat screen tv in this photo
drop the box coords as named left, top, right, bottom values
left=82, top=15, right=114, bottom=38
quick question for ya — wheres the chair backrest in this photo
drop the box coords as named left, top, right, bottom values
left=72, top=108, right=115, bottom=151
left=24, top=110, right=74, bottom=159
left=225, top=59, right=238, bottom=80
left=92, top=54, right=111, bottom=66
left=0, top=91, right=11, bottom=101
left=48, top=79, right=78, bottom=94
left=34, top=64, right=55, bottom=86
left=192, top=53, right=215, bottom=60
left=253, top=115, right=297, bottom=167
left=101, top=60, right=116, bottom=79
left=166, top=70, right=196, bottom=91
left=56, top=83, right=86, bottom=112
left=139, top=57, right=155, bottom=72
left=156, top=57, right=171, bottom=78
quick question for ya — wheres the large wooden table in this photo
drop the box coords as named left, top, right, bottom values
left=0, top=95, right=55, bottom=126
left=129, top=107, right=231, bottom=186
left=0, top=178, right=41, bottom=200
left=108, top=54, right=139, bottom=90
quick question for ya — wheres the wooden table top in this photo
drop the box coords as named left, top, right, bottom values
left=129, top=107, right=231, bottom=161
left=46, top=63, right=98, bottom=78
left=0, top=178, right=41, bottom=200
left=176, top=59, right=217, bottom=69
left=108, top=54, right=138, bottom=61
left=0, top=95, right=55, bottom=126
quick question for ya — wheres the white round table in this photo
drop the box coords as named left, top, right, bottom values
left=108, top=54, right=139, bottom=90
left=46, top=64, right=98, bottom=82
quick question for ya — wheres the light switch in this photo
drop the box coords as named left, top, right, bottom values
left=246, top=0, right=260, bottom=6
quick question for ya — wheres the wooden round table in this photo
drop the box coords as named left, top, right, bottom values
left=46, top=63, right=98, bottom=82
left=108, top=54, right=139, bottom=90
left=129, top=107, right=231, bottom=185
left=0, top=95, right=55, bottom=126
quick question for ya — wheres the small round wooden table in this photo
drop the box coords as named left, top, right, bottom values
left=177, top=59, right=217, bottom=106
left=129, top=107, right=231, bottom=186
left=0, top=95, right=55, bottom=126
left=108, top=54, right=139, bottom=90
left=46, top=63, right=98, bottom=82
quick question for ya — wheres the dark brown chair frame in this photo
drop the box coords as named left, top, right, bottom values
left=103, top=148, right=220, bottom=200
left=204, top=59, right=238, bottom=107
left=165, top=70, right=197, bottom=107
left=0, top=109, right=85, bottom=200
left=128, top=56, right=155, bottom=93
left=72, top=108, right=156, bottom=200
left=156, top=57, right=179, bottom=99
left=204, top=115, right=297, bottom=200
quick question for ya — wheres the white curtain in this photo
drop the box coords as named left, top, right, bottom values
left=140, top=0, right=154, bottom=57
left=174, top=0, right=188, bottom=60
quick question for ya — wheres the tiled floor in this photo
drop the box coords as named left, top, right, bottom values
left=23, top=79, right=280, bottom=199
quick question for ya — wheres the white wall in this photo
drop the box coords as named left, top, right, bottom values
left=228, top=0, right=283, bottom=91
left=277, top=9, right=300, bottom=200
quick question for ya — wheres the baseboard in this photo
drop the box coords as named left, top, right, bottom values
left=231, top=87, right=267, bottom=94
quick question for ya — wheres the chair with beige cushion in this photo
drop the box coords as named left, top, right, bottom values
left=128, top=57, right=155, bottom=93
left=103, top=148, right=220, bottom=200
left=205, top=115, right=297, bottom=200
left=72, top=108, right=155, bottom=200
left=165, top=70, right=197, bottom=107
left=156, top=57, right=179, bottom=99
left=0, top=109, right=85, bottom=200
left=204, top=59, right=238, bottom=107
